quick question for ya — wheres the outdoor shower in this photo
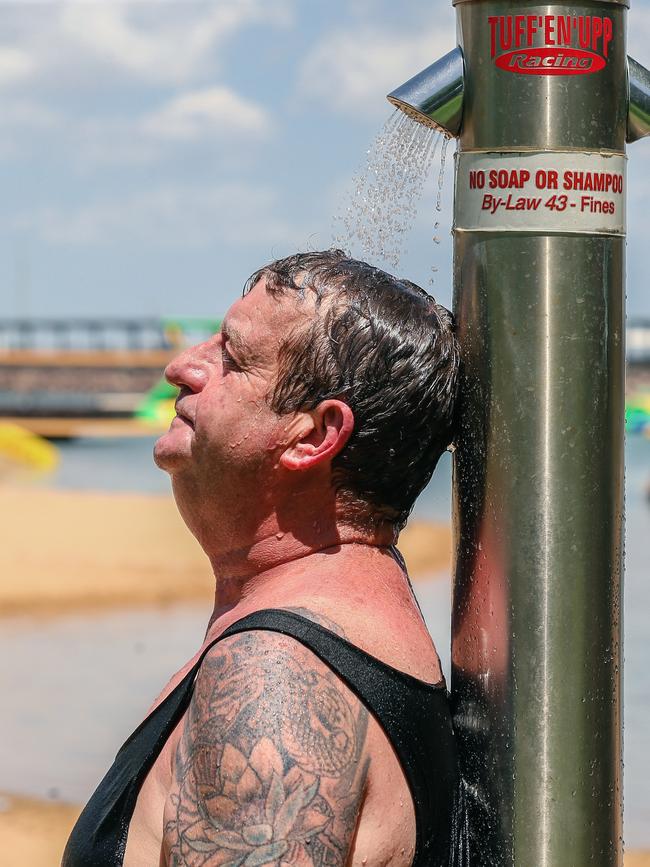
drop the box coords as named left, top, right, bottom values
left=388, top=2, right=649, bottom=865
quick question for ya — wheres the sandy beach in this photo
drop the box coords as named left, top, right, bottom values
left=3, top=487, right=646, bottom=865
left=0, top=488, right=457, bottom=864
left=0, top=488, right=452, bottom=616
left=0, top=794, right=81, bottom=866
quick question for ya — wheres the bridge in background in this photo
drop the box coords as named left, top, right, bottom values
left=0, top=317, right=219, bottom=436
left=0, top=316, right=647, bottom=437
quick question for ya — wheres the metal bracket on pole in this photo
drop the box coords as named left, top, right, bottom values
left=628, top=56, right=650, bottom=141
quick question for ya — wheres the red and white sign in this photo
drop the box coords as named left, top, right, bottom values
left=489, top=13, right=614, bottom=75
left=455, top=152, right=626, bottom=235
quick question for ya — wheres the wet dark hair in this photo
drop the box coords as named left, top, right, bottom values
left=244, top=250, right=460, bottom=530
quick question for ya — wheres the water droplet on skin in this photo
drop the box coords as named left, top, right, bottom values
left=276, top=532, right=284, bottom=540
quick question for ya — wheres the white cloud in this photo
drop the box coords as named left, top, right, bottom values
left=0, top=47, right=34, bottom=86
left=298, top=19, right=456, bottom=116
left=141, top=87, right=271, bottom=142
left=69, top=86, right=271, bottom=167
left=52, top=1, right=292, bottom=86
left=0, top=3, right=284, bottom=165
left=0, top=85, right=272, bottom=167
left=0, top=99, right=62, bottom=158
left=0, top=101, right=59, bottom=131
left=12, top=183, right=297, bottom=247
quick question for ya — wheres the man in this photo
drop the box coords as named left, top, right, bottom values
left=63, top=250, right=460, bottom=867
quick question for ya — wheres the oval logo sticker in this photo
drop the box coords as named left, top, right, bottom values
left=495, top=46, right=607, bottom=76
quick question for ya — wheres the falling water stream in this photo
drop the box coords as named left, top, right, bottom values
left=333, top=110, right=451, bottom=273
left=431, top=135, right=451, bottom=275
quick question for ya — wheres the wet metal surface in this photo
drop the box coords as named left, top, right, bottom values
left=448, top=1, right=630, bottom=863
left=453, top=233, right=625, bottom=864
left=387, top=47, right=465, bottom=138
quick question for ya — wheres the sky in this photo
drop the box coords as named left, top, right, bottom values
left=2, top=0, right=650, bottom=321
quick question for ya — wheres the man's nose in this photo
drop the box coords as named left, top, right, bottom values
left=164, top=341, right=212, bottom=392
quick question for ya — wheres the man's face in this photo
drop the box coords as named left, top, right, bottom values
left=154, top=278, right=306, bottom=497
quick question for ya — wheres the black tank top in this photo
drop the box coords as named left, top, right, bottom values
left=62, top=609, right=458, bottom=867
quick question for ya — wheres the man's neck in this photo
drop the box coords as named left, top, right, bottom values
left=204, top=520, right=395, bottom=621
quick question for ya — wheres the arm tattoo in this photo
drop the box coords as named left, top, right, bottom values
left=163, top=630, right=370, bottom=866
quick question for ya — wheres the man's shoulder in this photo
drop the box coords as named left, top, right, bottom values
left=162, top=615, right=370, bottom=865
left=190, top=613, right=357, bottom=751
left=193, top=621, right=343, bottom=726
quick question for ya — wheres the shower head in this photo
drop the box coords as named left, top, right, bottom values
left=387, top=47, right=465, bottom=138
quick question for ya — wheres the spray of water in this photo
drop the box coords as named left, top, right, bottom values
left=332, top=110, right=446, bottom=270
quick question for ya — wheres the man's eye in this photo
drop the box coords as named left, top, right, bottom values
left=221, top=346, right=239, bottom=370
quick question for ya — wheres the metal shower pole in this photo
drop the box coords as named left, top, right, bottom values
left=388, top=2, right=650, bottom=864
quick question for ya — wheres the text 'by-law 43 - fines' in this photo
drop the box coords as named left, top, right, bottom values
left=455, top=153, right=626, bottom=235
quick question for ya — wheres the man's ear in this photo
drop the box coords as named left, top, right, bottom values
left=279, top=400, right=354, bottom=471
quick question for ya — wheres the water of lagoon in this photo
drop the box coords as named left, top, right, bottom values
left=1, top=435, right=649, bottom=846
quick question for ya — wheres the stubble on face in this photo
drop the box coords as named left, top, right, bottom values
left=154, top=280, right=317, bottom=544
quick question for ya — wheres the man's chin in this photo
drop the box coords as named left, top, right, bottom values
left=153, top=431, right=191, bottom=472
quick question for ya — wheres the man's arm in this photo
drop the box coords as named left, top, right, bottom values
left=162, top=629, right=370, bottom=866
